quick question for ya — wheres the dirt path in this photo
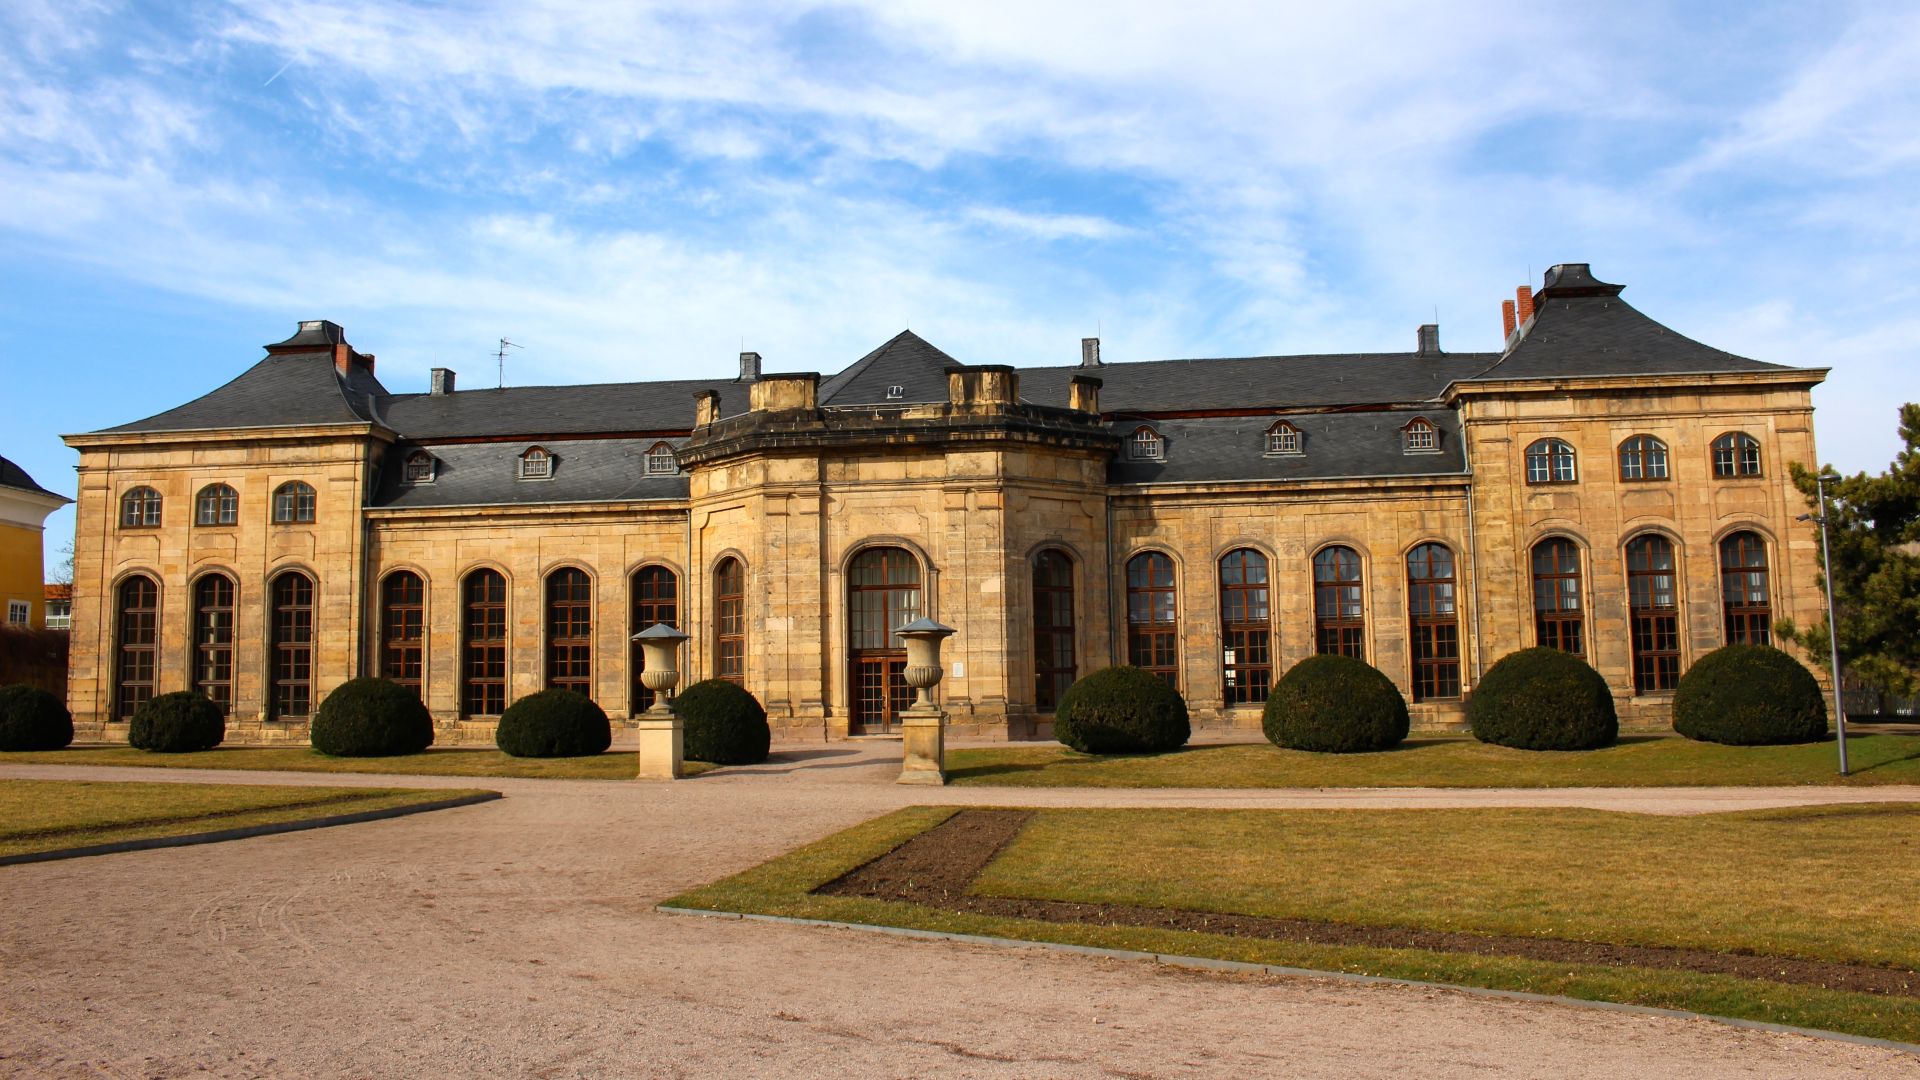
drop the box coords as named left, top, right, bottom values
left=2, top=747, right=1917, bottom=1078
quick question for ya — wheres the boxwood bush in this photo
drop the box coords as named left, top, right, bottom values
left=1674, top=644, right=1827, bottom=745
left=495, top=689, right=612, bottom=758
left=673, top=679, right=770, bottom=765
left=1053, top=665, right=1190, bottom=754
left=1262, top=655, right=1409, bottom=753
left=312, top=677, right=436, bottom=757
left=0, top=684, right=73, bottom=751
left=1468, top=647, right=1617, bottom=751
left=129, top=691, right=225, bottom=753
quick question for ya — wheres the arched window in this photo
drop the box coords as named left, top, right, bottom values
left=849, top=547, right=921, bottom=733
left=1720, top=532, right=1771, bottom=645
left=1618, top=435, right=1669, bottom=481
left=120, top=486, right=162, bottom=528
left=1266, top=421, right=1301, bottom=455
left=1626, top=535, right=1681, bottom=692
left=271, top=481, right=316, bottom=524
left=268, top=571, right=315, bottom=718
left=380, top=571, right=425, bottom=696
left=1531, top=538, right=1584, bottom=656
left=403, top=451, right=435, bottom=484
left=1125, top=552, right=1178, bottom=685
left=519, top=446, right=553, bottom=480
left=1403, top=417, right=1438, bottom=453
left=1524, top=439, right=1577, bottom=484
left=714, top=557, right=745, bottom=685
left=1032, top=550, right=1076, bottom=710
left=645, top=442, right=678, bottom=476
left=1407, top=543, right=1460, bottom=701
left=195, top=484, right=238, bottom=526
left=546, top=568, right=593, bottom=696
left=462, top=569, right=508, bottom=716
left=1313, top=546, right=1365, bottom=659
left=1219, top=549, right=1271, bottom=705
left=629, top=566, right=678, bottom=711
left=115, top=575, right=159, bottom=720
left=191, top=573, right=236, bottom=711
left=1128, top=426, right=1164, bottom=461
left=1712, top=432, right=1762, bottom=477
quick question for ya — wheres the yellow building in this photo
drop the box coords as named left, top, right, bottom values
left=62, top=264, right=1828, bottom=743
left=0, top=456, right=71, bottom=630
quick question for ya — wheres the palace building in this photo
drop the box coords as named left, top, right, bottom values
left=62, top=264, right=1828, bottom=743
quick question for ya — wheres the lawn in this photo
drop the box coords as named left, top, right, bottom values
left=945, top=734, right=1920, bottom=788
left=0, top=778, right=496, bottom=859
left=668, top=803, right=1920, bottom=1044
left=0, top=746, right=714, bottom=780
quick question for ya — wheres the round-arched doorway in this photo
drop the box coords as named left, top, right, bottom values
left=848, top=546, right=922, bottom=733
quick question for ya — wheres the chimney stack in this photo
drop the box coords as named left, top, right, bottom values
left=738, top=351, right=761, bottom=381
left=1501, top=300, right=1517, bottom=339
left=1516, top=285, right=1534, bottom=324
left=1069, top=374, right=1102, bottom=414
left=430, top=368, right=456, bottom=395
left=1080, top=337, right=1101, bottom=367
left=1416, top=324, right=1441, bottom=356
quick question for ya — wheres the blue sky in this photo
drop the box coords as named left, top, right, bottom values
left=6, top=1, right=1919, bottom=576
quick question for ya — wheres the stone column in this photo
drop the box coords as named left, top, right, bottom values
left=896, top=617, right=957, bottom=786
left=633, top=623, right=690, bottom=780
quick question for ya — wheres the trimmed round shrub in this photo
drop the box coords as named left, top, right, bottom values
left=312, top=677, right=436, bottom=757
left=1674, top=644, right=1827, bottom=745
left=1052, top=665, right=1191, bottom=755
left=0, top=684, right=74, bottom=751
left=1469, top=647, right=1617, bottom=751
left=495, top=689, right=611, bottom=758
left=128, top=691, right=225, bottom=753
left=1262, top=655, right=1409, bottom=753
left=672, top=679, right=770, bottom=765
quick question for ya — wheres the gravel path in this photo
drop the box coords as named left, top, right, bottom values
left=3, top=746, right=1917, bottom=1078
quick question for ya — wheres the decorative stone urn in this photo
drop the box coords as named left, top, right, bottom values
left=894, top=617, right=956, bottom=786
left=632, top=623, right=690, bottom=780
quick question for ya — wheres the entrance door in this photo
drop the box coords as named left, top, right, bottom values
left=849, top=547, right=921, bottom=733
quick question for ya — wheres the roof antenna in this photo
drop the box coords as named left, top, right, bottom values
left=495, top=337, right=522, bottom=388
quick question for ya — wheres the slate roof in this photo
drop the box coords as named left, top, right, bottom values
left=1108, top=410, right=1465, bottom=485
left=0, top=455, right=65, bottom=499
left=818, top=330, right=963, bottom=406
left=1017, top=352, right=1494, bottom=414
left=379, top=379, right=750, bottom=440
left=372, top=438, right=689, bottom=508
left=102, top=352, right=389, bottom=434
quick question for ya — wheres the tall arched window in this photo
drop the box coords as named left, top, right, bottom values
left=714, top=557, right=745, bottom=685
left=271, top=481, right=316, bottom=523
left=462, top=569, right=508, bottom=716
left=380, top=571, right=425, bottom=696
left=1126, top=552, right=1178, bottom=685
left=849, top=547, right=921, bottom=733
left=1032, top=550, right=1076, bottom=711
left=1720, top=532, right=1771, bottom=645
left=115, top=575, right=159, bottom=720
left=1219, top=549, right=1271, bottom=705
left=120, top=486, right=162, bottom=528
left=1531, top=538, right=1584, bottom=656
left=1626, top=535, right=1681, bottom=693
left=1712, top=432, right=1762, bottom=477
left=546, top=568, right=593, bottom=696
left=192, top=573, right=236, bottom=711
left=195, top=484, right=238, bottom=526
left=1618, top=436, right=1669, bottom=481
left=268, top=571, right=315, bottom=718
left=630, top=566, right=678, bottom=711
left=1407, top=543, right=1460, bottom=700
left=1313, top=546, right=1365, bottom=658
left=1524, top=438, right=1577, bottom=484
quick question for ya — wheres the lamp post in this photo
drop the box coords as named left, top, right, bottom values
left=632, top=623, right=690, bottom=780
left=895, top=617, right=956, bottom=786
left=1799, top=471, right=1849, bottom=776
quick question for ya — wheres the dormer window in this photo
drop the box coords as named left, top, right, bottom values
left=1403, top=417, right=1439, bottom=453
left=1266, top=421, right=1302, bottom=455
left=403, top=451, right=435, bottom=484
left=1128, top=426, right=1165, bottom=461
left=645, top=442, right=678, bottom=476
left=519, top=446, right=553, bottom=480
left=886, top=385, right=905, bottom=400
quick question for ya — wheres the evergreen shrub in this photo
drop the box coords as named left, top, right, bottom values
left=1262, top=655, right=1409, bottom=753
left=1052, top=665, right=1191, bottom=754
left=0, top=684, right=73, bottom=751
left=312, top=677, right=436, bottom=757
left=1468, top=647, right=1617, bottom=751
left=129, top=691, right=225, bottom=753
left=673, top=679, right=770, bottom=765
left=495, top=689, right=612, bottom=758
left=1673, top=644, right=1827, bottom=745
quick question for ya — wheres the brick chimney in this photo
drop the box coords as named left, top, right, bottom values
left=1069, top=374, right=1102, bottom=414
left=430, top=368, right=456, bottom=395
left=264, top=320, right=372, bottom=378
left=1516, top=285, right=1534, bottom=324
left=1502, top=300, right=1517, bottom=339
left=1080, top=337, right=1101, bottom=367
left=1416, top=324, right=1441, bottom=356
left=738, top=351, right=761, bottom=381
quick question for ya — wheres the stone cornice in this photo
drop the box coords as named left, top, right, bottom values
left=363, top=498, right=688, bottom=521
left=676, top=402, right=1117, bottom=466
left=1440, top=367, right=1826, bottom=405
left=64, top=422, right=396, bottom=450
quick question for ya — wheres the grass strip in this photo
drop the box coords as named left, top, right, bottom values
left=946, top=734, right=1920, bottom=788
left=0, top=746, right=714, bottom=780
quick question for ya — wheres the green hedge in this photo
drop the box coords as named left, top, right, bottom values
left=1263, top=655, right=1409, bottom=753
left=129, top=691, right=225, bottom=753
left=0, top=684, right=73, bottom=751
left=673, top=680, right=770, bottom=765
left=1674, top=644, right=1827, bottom=745
left=1468, top=647, right=1617, bottom=751
left=312, top=677, right=436, bottom=757
left=1052, top=666, right=1191, bottom=754
left=495, top=689, right=612, bottom=758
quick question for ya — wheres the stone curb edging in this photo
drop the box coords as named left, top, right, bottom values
left=0, top=792, right=504, bottom=867
left=657, top=905, right=1920, bottom=1057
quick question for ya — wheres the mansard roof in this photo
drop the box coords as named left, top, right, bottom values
left=372, top=437, right=689, bottom=508
left=379, top=378, right=750, bottom=439
left=0, top=454, right=65, bottom=500
left=1020, top=352, right=1494, bottom=413
left=1107, top=409, right=1466, bottom=485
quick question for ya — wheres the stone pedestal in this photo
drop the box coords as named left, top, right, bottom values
left=635, top=715, right=684, bottom=780
left=898, top=707, right=946, bottom=786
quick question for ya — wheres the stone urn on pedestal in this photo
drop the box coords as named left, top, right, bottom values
left=895, top=617, right=957, bottom=786
left=632, top=623, right=690, bottom=780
